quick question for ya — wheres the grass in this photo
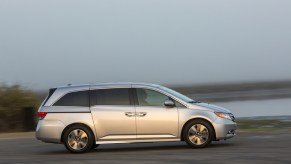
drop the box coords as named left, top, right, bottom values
left=236, top=119, right=291, bottom=132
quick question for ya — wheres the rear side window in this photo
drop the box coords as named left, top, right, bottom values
left=92, top=88, right=130, bottom=105
left=53, top=90, right=89, bottom=107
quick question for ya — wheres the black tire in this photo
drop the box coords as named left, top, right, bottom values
left=63, top=125, right=94, bottom=153
left=183, top=119, right=214, bottom=148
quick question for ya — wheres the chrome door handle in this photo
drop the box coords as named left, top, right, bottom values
left=125, top=112, right=135, bottom=117
left=137, top=112, right=147, bottom=117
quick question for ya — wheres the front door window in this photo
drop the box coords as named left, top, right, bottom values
left=136, top=88, right=169, bottom=106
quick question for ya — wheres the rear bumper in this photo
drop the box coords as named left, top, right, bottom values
left=35, top=120, right=65, bottom=143
left=213, top=117, right=237, bottom=140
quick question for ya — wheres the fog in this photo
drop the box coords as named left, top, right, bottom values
left=0, top=0, right=291, bottom=89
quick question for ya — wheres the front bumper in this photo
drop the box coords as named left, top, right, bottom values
left=213, top=117, right=237, bottom=140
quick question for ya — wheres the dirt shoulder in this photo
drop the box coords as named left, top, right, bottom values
left=0, top=132, right=35, bottom=139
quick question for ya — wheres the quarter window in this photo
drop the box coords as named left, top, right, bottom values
left=95, top=88, right=130, bottom=105
left=53, top=90, right=89, bottom=107
left=136, top=89, right=169, bottom=106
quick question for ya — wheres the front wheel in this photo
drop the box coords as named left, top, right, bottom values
left=183, top=120, right=214, bottom=148
left=63, top=125, right=94, bottom=153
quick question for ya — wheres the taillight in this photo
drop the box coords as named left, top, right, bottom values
left=37, top=112, right=47, bottom=120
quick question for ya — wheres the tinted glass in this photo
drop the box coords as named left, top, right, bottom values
left=53, top=90, right=89, bottom=107
left=136, top=89, right=169, bottom=106
left=96, top=88, right=130, bottom=105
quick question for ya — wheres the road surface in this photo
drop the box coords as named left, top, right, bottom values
left=0, top=132, right=290, bottom=163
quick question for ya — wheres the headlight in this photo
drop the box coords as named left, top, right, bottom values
left=214, top=112, right=232, bottom=120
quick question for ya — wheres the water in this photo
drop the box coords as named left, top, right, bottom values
left=214, top=98, right=291, bottom=117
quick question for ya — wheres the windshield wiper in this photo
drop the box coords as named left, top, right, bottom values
left=188, top=100, right=201, bottom=103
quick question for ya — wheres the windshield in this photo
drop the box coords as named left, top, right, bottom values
left=159, top=86, right=195, bottom=103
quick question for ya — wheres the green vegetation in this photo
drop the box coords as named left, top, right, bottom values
left=0, top=85, right=39, bottom=109
left=236, top=119, right=291, bottom=132
left=0, top=85, right=40, bottom=132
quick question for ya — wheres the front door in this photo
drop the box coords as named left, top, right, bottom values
left=134, top=88, right=179, bottom=139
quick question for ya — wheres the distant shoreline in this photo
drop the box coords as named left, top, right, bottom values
left=171, top=80, right=291, bottom=102
left=171, top=80, right=291, bottom=93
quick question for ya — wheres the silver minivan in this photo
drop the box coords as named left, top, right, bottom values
left=36, top=83, right=236, bottom=153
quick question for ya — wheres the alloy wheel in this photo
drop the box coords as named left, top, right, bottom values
left=188, top=124, right=209, bottom=145
left=67, top=129, right=88, bottom=150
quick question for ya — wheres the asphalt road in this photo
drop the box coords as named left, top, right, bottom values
left=0, top=132, right=290, bottom=164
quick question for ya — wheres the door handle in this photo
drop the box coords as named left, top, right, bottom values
left=125, top=112, right=135, bottom=117
left=137, top=112, right=147, bottom=117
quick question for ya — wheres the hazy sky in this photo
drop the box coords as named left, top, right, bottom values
left=0, top=0, right=291, bottom=89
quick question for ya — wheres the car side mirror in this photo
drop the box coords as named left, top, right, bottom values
left=164, top=100, right=175, bottom=107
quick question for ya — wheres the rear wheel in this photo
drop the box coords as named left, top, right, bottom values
left=183, top=120, right=214, bottom=148
left=63, top=125, right=94, bottom=153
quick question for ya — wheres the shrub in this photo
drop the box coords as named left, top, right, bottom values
left=0, top=84, right=40, bottom=132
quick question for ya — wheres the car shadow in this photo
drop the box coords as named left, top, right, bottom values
left=39, top=141, right=235, bottom=155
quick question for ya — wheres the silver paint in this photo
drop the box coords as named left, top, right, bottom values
left=36, top=83, right=236, bottom=146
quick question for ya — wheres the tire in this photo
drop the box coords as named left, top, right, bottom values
left=183, top=119, right=214, bottom=148
left=63, top=125, right=94, bottom=153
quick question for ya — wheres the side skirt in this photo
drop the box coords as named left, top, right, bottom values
left=96, top=138, right=180, bottom=144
